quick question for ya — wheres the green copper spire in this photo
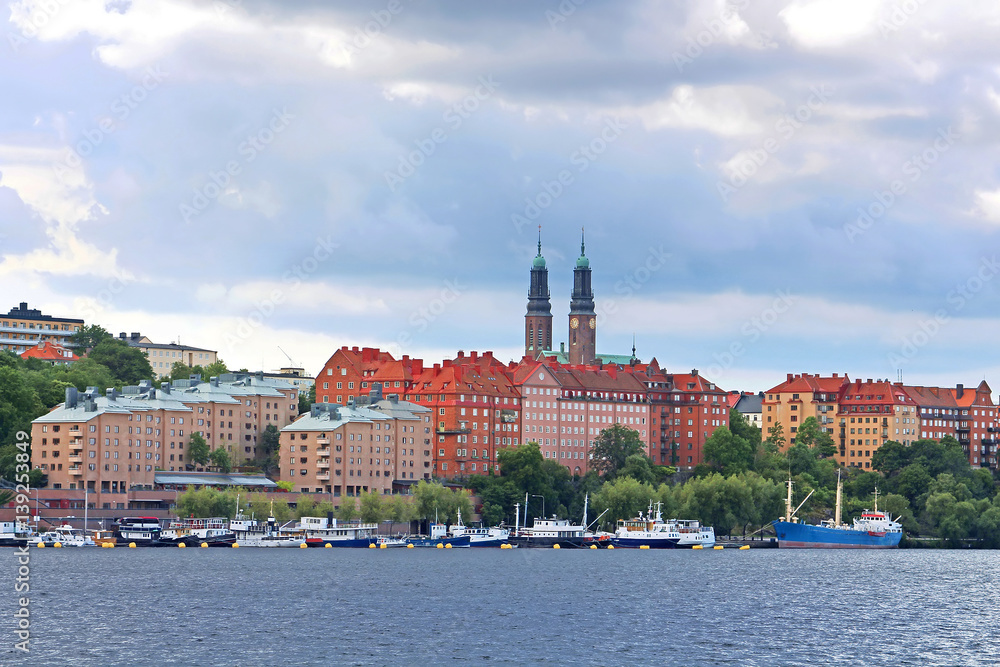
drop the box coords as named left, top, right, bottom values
left=532, top=225, right=546, bottom=268
left=576, top=227, right=590, bottom=268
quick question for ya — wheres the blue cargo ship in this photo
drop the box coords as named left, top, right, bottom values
left=772, top=476, right=902, bottom=549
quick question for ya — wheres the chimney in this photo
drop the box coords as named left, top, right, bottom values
left=867, top=378, right=872, bottom=384
left=106, top=388, right=116, bottom=401
left=65, top=386, right=79, bottom=409
left=560, top=342, right=565, bottom=354
left=956, top=384, right=965, bottom=399
left=19, top=301, right=27, bottom=310
left=457, top=350, right=464, bottom=358
left=160, top=383, right=171, bottom=394
left=210, top=376, right=219, bottom=387
left=787, top=373, right=793, bottom=381
left=119, top=332, right=126, bottom=340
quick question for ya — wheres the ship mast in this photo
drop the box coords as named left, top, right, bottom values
left=834, top=469, right=843, bottom=527
left=785, top=478, right=793, bottom=521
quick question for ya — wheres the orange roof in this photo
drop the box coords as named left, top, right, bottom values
left=21, top=341, right=78, bottom=363
left=765, top=373, right=850, bottom=395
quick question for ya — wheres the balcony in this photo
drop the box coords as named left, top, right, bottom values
left=316, top=473, right=330, bottom=481
left=68, top=455, right=82, bottom=463
left=317, top=460, right=330, bottom=469
left=317, top=447, right=330, bottom=456
left=436, top=427, right=470, bottom=435
left=68, top=466, right=83, bottom=476
left=316, top=437, right=330, bottom=445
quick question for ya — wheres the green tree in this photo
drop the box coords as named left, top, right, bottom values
left=730, top=408, right=762, bottom=449
left=258, top=424, right=280, bottom=476
left=209, top=447, right=232, bottom=473
left=702, top=425, right=754, bottom=476
left=87, top=339, right=154, bottom=385
left=295, top=494, right=317, bottom=519
left=203, top=360, right=228, bottom=377
left=337, top=496, right=359, bottom=522
left=793, top=416, right=837, bottom=458
left=298, top=383, right=316, bottom=414
left=617, top=454, right=657, bottom=485
left=188, top=433, right=210, bottom=467
left=169, top=362, right=203, bottom=382
left=589, top=424, right=646, bottom=479
left=71, top=324, right=112, bottom=352
left=764, top=422, right=786, bottom=452
left=592, top=475, right=656, bottom=528
left=388, top=495, right=416, bottom=526
left=359, top=490, right=386, bottom=524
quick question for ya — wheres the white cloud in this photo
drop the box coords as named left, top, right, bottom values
left=972, top=188, right=1000, bottom=224
left=780, top=0, right=884, bottom=48
left=627, top=85, right=781, bottom=137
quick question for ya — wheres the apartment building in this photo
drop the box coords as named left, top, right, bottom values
left=1, top=302, right=83, bottom=354
left=315, top=346, right=423, bottom=406
left=762, top=373, right=851, bottom=447
left=117, top=332, right=218, bottom=379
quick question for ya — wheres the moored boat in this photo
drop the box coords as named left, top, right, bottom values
left=409, top=522, right=471, bottom=548
left=28, top=523, right=96, bottom=547
left=772, top=475, right=902, bottom=549
left=0, top=521, right=34, bottom=547
left=89, top=529, right=117, bottom=547
left=610, top=502, right=681, bottom=549
left=157, top=517, right=236, bottom=547
left=670, top=519, right=716, bottom=548
left=230, top=514, right=305, bottom=548
left=294, top=515, right=381, bottom=547
left=114, top=517, right=162, bottom=547
left=447, top=510, right=509, bottom=547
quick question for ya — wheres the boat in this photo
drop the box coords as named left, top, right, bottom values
left=113, top=517, right=162, bottom=547
left=157, top=517, right=236, bottom=547
left=28, top=523, right=96, bottom=547
left=610, top=502, right=681, bottom=549
left=447, top=509, right=509, bottom=547
left=408, top=522, right=471, bottom=548
left=230, top=514, right=305, bottom=548
left=771, top=474, right=902, bottom=549
left=294, top=515, right=382, bottom=547
left=0, top=521, right=34, bottom=547
left=669, top=519, right=716, bottom=548
left=89, top=529, right=117, bottom=547
left=375, top=535, right=409, bottom=548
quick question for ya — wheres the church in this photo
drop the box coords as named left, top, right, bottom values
left=524, top=229, right=636, bottom=366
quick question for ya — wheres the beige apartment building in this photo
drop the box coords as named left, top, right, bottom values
left=117, top=332, right=218, bottom=379
left=1, top=302, right=83, bottom=354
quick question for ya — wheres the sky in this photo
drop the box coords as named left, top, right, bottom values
left=3, top=0, right=1000, bottom=394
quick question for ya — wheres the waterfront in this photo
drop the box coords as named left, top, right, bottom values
left=4, top=548, right=1000, bottom=665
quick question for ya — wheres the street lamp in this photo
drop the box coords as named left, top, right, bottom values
left=531, top=494, right=545, bottom=520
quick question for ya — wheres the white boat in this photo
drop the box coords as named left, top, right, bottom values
left=230, top=514, right=305, bottom=548
left=293, top=516, right=381, bottom=547
left=610, top=502, right=681, bottom=549
left=375, top=535, right=409, bottom=548
left=447, top=509, right=509, bottom=547
left=0, top=521, right=34, bottom=546
left=158, top=518, right=236, bottom=547
left=668, top=518, right=716, bottom=548
left=28, top=524, right=96, bottom=547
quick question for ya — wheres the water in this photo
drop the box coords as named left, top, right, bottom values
left=3, top=547, right=1000, bottom=666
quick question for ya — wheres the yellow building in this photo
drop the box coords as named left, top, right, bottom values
left=117, top=332, right=218, bottom=379
left=1, top=302, right=83, bottom=354
left=762, top=373, right=850, bottom=448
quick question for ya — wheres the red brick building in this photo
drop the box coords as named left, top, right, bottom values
left=315, top=346, right=424, bottom=406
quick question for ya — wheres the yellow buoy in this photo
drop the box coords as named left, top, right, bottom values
left=325, top=543, right=332, bottom=548
left=300, top=543, right=308, bottom=549
left=607, top=545, right=614, bottom=550
left=380, top=542, right=387, bottom=549
left=553, top=544, right=560, bottom=549
left=178, top=543, right=186, bottom=548
left=739, top=545, right=750, bottom=550
left=129, top=542, right=137, bottom=548
left=406, top=543, right=414, bottom=548
left=232, top=543, right=240, bottom=548
left=200, top=542, right=209, bottom=548
left=369, top=543, right=376, bottom=549
left=53, top=542, right=62, bottom=548
left=639, top=545, right=650, bottom=550
left=714, top=545, right=724, bottom=550
left=445, top=543, right=452, bottom=549
left=436, top=543, right=444, bottom=549
left=692, top=545, right=702, bottom=550
left=36, top=542, right=45, bottom=548
left=590, top=544, right=597, bottom=549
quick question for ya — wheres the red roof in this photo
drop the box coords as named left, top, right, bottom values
left=20, top=341, right=77, bottom=363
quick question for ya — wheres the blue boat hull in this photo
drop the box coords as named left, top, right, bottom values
left=609, top=536, right=679, bottom=549
left=305, top=537, right=376, bottom=548
left=408, top=535, right=471, bottom=548
left=772, top=521, right=901, bottom=548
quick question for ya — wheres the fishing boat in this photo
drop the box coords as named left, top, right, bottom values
left=771, top=474, right=902, bottom=549
left=610, top=502, right=681, bottom=549
left=157, top=517, right=236, bottom=547
left=230, top=514, right=305, bottom=548
left=408, top=522, right=471, bottom=548
left=294, top=515, right=382, bottom=547
left=113, top=517, right=162, bottom=547
left=447, top=509, right=509, bottom=547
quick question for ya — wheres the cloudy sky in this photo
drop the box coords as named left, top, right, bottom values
left=3, top=0, right=1000, bottom=393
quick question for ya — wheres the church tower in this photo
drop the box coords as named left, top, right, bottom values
left=524, top=227, right=553, bottom=357
left=568, top=228, right=597, bottom=365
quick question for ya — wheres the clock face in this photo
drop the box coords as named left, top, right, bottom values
left=588, top=318, right=595, bottom=329
left=570, top=317, right=579, bottom=329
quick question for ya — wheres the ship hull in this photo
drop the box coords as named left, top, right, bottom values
left=609, top=536, right=679, bottom=549
left=772, top=521, right=901, bottom=549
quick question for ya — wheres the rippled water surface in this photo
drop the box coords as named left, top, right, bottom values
left=3, top=547, right=1000, bottom=666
